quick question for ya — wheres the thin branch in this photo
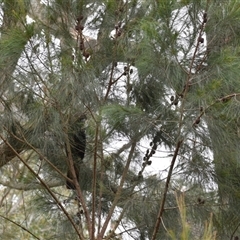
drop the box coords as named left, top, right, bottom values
left=151, top=139, right=183, bottom=240
left=0, top=134, right=84, bottom=240
left=104, top=62, right=117, bottom=101
left=105, top=197, right=133, bottom=240
left=0, top=188, right=11, bottom=207
left=63, top=128, right=92, bottom=237
left=91, top=123, right=99, bottom=239
left=97, top=141, right=137, bottom=240
left=97, top=134, right=104, bottom=236
left=0, top=214, right=40, bottom=240
left=192, top=93, right=240, bottom=127
left=151, top=5, right=212, bottom=239
left=160, top=217, right=171, bottom=235
left=3, top=127, right=70, bottom=184
left=230, top=222, right=240, bottom=240
left=188, top=20, right=206, bottom=75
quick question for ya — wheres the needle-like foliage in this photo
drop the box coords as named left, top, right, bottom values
left=1, top=0, right=240, bottom=239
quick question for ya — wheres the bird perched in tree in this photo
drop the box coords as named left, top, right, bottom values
left=66, top=116, right=86, bottom=190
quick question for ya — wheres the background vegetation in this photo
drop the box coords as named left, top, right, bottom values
left=0, top=0, right=240, bottom=239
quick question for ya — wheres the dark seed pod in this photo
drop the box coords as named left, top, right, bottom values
left=197, top=197, right=205, bottom=204
left=76, top=211, right=81, bottom=218
left=150, top=142, right=153, bottom=146
left=203, top=12, right=207, bottom=23
left=83, top=51, right=90, bottom=58
left=222, top=96, right=232, bottom=103
left=174, top=99, right=179, bottom=105
left=151, top=150, right=156, bottom=155
left=170, top=96, right=174, bottom=102
left=198, top=197, right=205, bottom=205
left=77, top=16, right=84, bottom=22
left=152, top=143, right=157, bottom=150
left=79, top=25, right=84, bottom=31
left=117, top=30, right=122, bottom=37
left=119, top=7, right=124, bottom=12
left=195, top=117, right=200, bottom=125
left=147, top=161, right=152, bottom=165
left=130, top=68, right=133, bottom=74
left=153, top=135, right=160, bottom=144
left=79, top=43, right=84, bottom=51
left=138, top=171, right=143, bottom=179
left=142, top=162, right=146, bottom=167
left=198, top=37, right=204, bottom=43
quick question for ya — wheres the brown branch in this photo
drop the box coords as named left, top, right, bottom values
left=103, top=33, right=126, bottom=102
left=188, top=15, right=206, bottom=75
left=104, top=61, right=117, bottom=101
left=97, top=141, right=137, bottom=240
left=91, top=124, right=99, bottom=239
left=0, top=188, right=11, bottom=207
left=151, top=139, right=183, bottom=240
left=64, top=130, right=92, bottom=237
left=192, top=93, right=240, bottom=127
left=97, top=138, right=104, bottom=236
left=0, top=134, right=84, bottom=240
left=230, top=222, right=240, bottom=240
left=3, top=126, right=71, bottom=185
left=105, top=198, right=132, bottom=240
left=150, top=15, right=212, bottom=238
left=0, top=214, right=40, bottom=240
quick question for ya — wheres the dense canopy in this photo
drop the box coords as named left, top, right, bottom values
left=1, top=0, right=240, bottom=239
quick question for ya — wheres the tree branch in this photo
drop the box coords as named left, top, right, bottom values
left=91, top=123, right=99, bottom=239
left=0, top=134, right=85, bottom=240
left=151, top=139, right=183, bottom=240
left=0, top=214, right=40, bottom=240
left=98, top=141, right=137, bottom=240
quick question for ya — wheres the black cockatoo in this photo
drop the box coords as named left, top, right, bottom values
left=66, top=117, right=86, bottom=189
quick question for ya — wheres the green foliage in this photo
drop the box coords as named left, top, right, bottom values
left=102, top=104, right=144, bottom=134
left=0, top=28, right=30, bottom=59
left=2, top=0, right=240, bottom=239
